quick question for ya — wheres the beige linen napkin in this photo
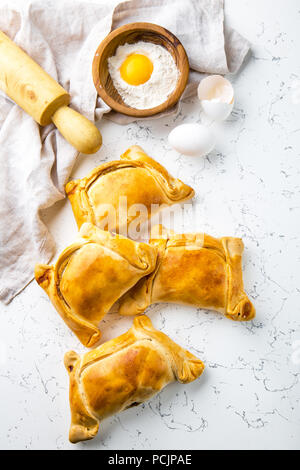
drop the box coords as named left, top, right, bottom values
left=0, top=0, right=250, bottom=303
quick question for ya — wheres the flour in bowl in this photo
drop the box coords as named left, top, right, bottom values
left=108, top=41, right=179, bottom=110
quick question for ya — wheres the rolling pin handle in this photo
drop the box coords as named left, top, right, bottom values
left=51, top=105, right=102, bottom=154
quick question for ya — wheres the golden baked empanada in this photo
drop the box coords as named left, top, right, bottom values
left=64, top=315, right=205, bottom=443
left=65, top=145, right=194, bottom=233
left=35, top=223, right=157, bottom=347
left=119, top=226, right=255, bottom=321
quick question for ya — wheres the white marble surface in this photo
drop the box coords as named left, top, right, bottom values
left=1, top=0, right=300, bottom=450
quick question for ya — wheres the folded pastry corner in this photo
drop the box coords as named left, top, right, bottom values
left=64, top=350, right=99, bottom=443
left=65, top=145, right=194, bottom=232
left=119, top=225, right=255, bottom=322
left=64, top=315, right=204, bottom=443
left=35, top=223, right=158, bottom=347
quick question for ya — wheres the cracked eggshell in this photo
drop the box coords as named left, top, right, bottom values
left=168, top=123, right=216, bottom=157
left=198, top=75, right=234, bottom=121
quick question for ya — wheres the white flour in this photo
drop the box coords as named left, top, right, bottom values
left=108, top=41, right=179, bottom=109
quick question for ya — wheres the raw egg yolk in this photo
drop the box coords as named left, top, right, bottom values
left=120, top=54, right=153, bottom=86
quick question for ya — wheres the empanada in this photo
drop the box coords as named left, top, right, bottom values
left=65, top=145, right=194, bottom=234
left=35, top=223, right=157, bottom=347
left=119, top=226, right=255, bottom=321
left=64, top=315, right=205, bottom=443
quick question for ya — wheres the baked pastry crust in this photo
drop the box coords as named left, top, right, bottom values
left=35, top=223, right=157, bottom=347
left=64, top=315, right=204, bottom=443
left=65, top=145, right=194, bottom=233
left=119, top=225, right=255, bottom=321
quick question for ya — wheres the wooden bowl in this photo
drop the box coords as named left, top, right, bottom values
left=92, top=22, right=189, bottom=117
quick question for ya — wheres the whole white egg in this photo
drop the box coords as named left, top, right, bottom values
left=168, top=123, right=216, bottom=157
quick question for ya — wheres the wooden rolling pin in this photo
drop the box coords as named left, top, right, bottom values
left=0, top=31, right=102, bottom=154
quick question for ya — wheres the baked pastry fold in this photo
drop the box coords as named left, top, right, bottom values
left=119, top=225, right=255, bottom=321
left=35, top=223, right=157, bottom=347
left=64, top=315, right=205, bottom=443
left=65, top=145, right=194, bottom=234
